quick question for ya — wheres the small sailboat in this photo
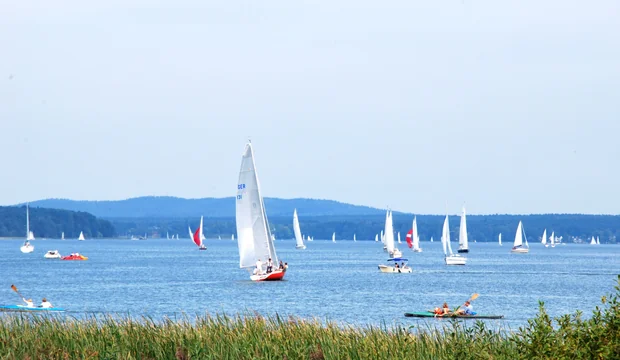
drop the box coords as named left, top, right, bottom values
left=430, top=236, right=434, bottom=242
left=542, top=229, right=548, bottom=247
left=293, top=209, right=306, bottom=249
left=597, top=236, right=600, bottom=245
left=498, top=233, right=502, bottom=246
left=397, top=232, right=401, bottom=244
left=353, top=233, right=357, bottom=242
left=457, top=205, right=469, bottom=253
left=192, top=216, right=207, bottom=250
left=232, top=234, right=235, bottom=241
left=218, top=235, right=221, bottom=240
left=590, top=236, right=596, bottom=245
left=61, top=232, right=65, bottom=240
left=510, top=221, right=529, bottom=253
left=550, top=231, right=555, bottom=248
left=332, top=232, right=336, bottom=243
left=307, top=235, right=313, bottom=242
left=406, top=216, right=422, bottom=252
left=236, top=142, right=286, bottom=281
left=20, top=204, right=35, bottom=253
left=176, top=234, right=179, bottom=240
left=384, top=210, right=402, bottom=258
left=166, top=232, right=170, bottom=240
left=78, top=231, right=85, bottom=241
left=375, top=234, right=378, bottom=242
left=442, top=215, right=466, bottom=265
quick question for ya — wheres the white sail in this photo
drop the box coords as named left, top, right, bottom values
left=332, top=232, right=336, bottom=242
left=441, top=215, right=450, bottom=255
left=188, top=226, right=193, bottom=240
left=458, top=206, right=468, bottom=251
left=397, top=232, right=401, bottom=244
left=232, top=234, right=235, bottom=241
left=78, top=231, right=85, bottom=241
left=293, top=209, right=305, bottom=249
left=597, top=236, right=600, bottom=245
left=167, top=232, right=170, bottom=240
left=384, top=210, right=396, bottom=254
left=28, top=231, right=35, bottom=241
left=307, top=235, right=312, bottom=242
left=590, top=236, right=596, bottom=245
left=380, top=230, right=384, bottom=243
left=550, top=231, right=555, bottom=246
left=375, top=234, right=378, bottom=242
left=412, top=217, right=421, bottom=252
left=199, top=216, right=205, bottom=244
left=353, top=233, right=356, bottom=242
left=542, top=229, right=547, bottom=245
left=25, top=204, right=33, bottom=240
left=430, top=236, right=434, bottom=242
left=235, top=142, right=278, bottom=269
left=498, top=233, right=502, bottom=245
left=61, top=232, right=65, bottom=240
left=513, top=221, right=523, bottom=247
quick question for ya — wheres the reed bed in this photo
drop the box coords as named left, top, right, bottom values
left=1, top=276, right=618, bottom=359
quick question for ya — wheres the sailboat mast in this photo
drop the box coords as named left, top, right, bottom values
left=26, top=203, right=30, bottom=239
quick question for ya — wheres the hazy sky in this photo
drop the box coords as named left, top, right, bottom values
left=1, top=0, right=619, bottom=214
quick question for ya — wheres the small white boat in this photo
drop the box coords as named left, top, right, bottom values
left=442, top=215, right=466, bottom=265
left=293, top=209, right=306, bottom=250
left=20, top=242, right=34, bottom=253
left=511, top=221, right=529, bottom=253
left=378, top=258, right=412, bottom=273
left=44, top=250, right=61, bottom=259
left=78, top=231, right=85, bottom=241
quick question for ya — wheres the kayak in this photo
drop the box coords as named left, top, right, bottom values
left=404, top=311, right=504, bottom=319
left=0, top=304, right=65, bottom=312
left=61, top=254, right=88, bottom=260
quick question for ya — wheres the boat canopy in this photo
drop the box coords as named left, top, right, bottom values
left=388, top=258, right=409, bottom=262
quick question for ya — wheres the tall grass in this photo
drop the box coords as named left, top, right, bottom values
left=0, top=276, right=618, bottom=359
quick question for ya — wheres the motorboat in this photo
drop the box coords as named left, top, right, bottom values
left=61, top=253, right=88, bottom=261
left=378, top=258, right=412, bottom=273
left=44, top=250, right=61, bottom=259
left=20, top=242, right=34, bottom=253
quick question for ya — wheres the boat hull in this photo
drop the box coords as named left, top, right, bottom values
left=404, top=311, right=503, bottom=319
left=445, top=255, right=466, bottom=265
left=457, top=249, right=469, bottom=253
left=250, top=268, right=286, bottom=281
left=44, top=251, right=61, bottom=259
left=61, top=255, right=88, bottom=260
left=511, top=247, right=529, bottom=253
left=0, top=305, right=65, bottom=312
left=20, top=245, right=34, bottom=253
left=412, top=249, right=422, bottom=253
left=295, top=245, right=306, bottom=249
left=378, top=265, right=412, bottom=273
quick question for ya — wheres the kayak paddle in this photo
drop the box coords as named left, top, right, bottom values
left=10, top=284, right=26, bottom=301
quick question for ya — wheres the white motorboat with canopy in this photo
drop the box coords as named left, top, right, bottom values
left=378, top=257, right=412, bottom=273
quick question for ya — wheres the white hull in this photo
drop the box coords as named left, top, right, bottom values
left=511, top=247, right=529, bottom=253
left=44, top=251, right=61, bottom=259
left=20, top=245, right=34, bottom=253
left=378, top=265, right=412, bottom=273
left=412, top=248, right=423, bottom=253
left=389, top=249, right=403, bottom=258
left=445, top=255, right=466, bottom=265
left=295, top=245, right=306, bottom=250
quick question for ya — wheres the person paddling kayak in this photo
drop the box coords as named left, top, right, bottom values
left=456, top=300, right=476, bottom=315
left=22, top=298, right=34, bottom=307
left=40, top=298, right=53, bottom=308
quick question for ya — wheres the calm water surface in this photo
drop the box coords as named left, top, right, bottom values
left=1, top=239, right=618, bottom=329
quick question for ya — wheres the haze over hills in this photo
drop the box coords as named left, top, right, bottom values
left=25, top=196, right=392, bottom=218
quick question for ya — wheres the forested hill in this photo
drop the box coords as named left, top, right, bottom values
left=26, top=197, right=388, bottom=218
left=0, top=206, right=115, bottom=238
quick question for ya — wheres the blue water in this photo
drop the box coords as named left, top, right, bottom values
left=1, top=239, right=618, bottom=330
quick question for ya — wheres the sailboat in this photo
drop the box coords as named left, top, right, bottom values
left=542, top=229, right=548, bottom=247
left=498, top=233, right=502, bottom=246
left=550, top=231, right=556, bottom=248
left=441, top=215, right=466, bottom=265
left=590, top=236, right=596, bottom=245
left=232, top=234, right=235, bottom=241
left=20, top=204, right=35, bottom=253
left=192, top=216, right=207, bottom=250
left=430, top=237, right=434, bottom=242
left=307, top=235, right=312, bottom=242
left=510, top=221, right=529, bottom=253
left=176, top=234, right=179, bottom=240
left=61, top=232, right=65, bottom=240
left=457, top=206, right=469, bottom=253
left=293, top=209, right=306, bottom=249
left=236, top=142, right=286, bottom=281
left=353, top=233, right=357, bottom=242
left=166, top=232, right=170, bottom=240
left=384, top=210, right=402, bottom=258
left=597, top=236, right=600, bottom=245
left=406, top=216, right=422, bottom=252
left=397, top=232, right=401, bottom=244
left=78, top=231, right=85, bottom=241
left=332, top=232, right=336, bottom=242
left=375, top=234, right=378, bottom=242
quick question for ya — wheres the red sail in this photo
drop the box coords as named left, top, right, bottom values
left=193, top=227, right=201, bottom=247
left=406, top=229, right=413, bottom=249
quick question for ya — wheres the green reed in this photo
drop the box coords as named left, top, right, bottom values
left=0, top=275, right=618, bottom=359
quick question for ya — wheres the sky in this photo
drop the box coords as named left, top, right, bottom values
left=1, top=0, right=619, bottom=214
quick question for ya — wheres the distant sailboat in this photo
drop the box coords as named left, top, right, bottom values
left=61, top=232, right=65, bottom=240
left=442, top=215, right=466, bottom=265
left=550, top=231, right=555, bottom=248
left=457, top=205, right=469, bottom=253
left=166, top=232, right=170, bottom=240
left=353, top=233, right=357, bottom=242
left=375, top=234, right=378, bottom=242
left=332, top=232, right=336, bottom=243
left=307, top=235, right=312, bottom=242
left=292, top=209, right=306, bottom=250
left=510, top=221, right=529, bottom=253
left=590, top=236, right=596, bottom=245
left=20, top=204, right=35, bottom=253
left=542, top=229, right=548, bottom=247
left=597, top=236, right=600, bottom=245
left=411, top=216, right=422, bottom=252
left=176, top=234, right=179, bottom=240
left=397, top=232, right=401, bottom=244
left=192, top=216, right=207, bottom=250
left=430, top=237, right=434, bottom=242
left=236, top=141, right=286, bottom=281
left=78, top=231, right=85, bottom=241
left=498, top=233, right=502, bottom=246
left=384, top=210, right=402, bottom=258
left=232, top=234, right=235, bottom=241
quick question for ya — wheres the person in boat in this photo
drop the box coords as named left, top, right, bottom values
left=23, top=298, right=34, bottom=307
left=266, top=258, right=273, bottom=273
left=255, top=259, right=263, bottom=275
left=278, top=260, right=284, bottom=270
left=40, top=298, right=53, bottom=308
left=442, top=302, right=451, bottom=315
left=456, top=301, right=476, bottom=316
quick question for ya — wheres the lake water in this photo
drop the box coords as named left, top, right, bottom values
left=1, top=239, right=618, bottom=330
